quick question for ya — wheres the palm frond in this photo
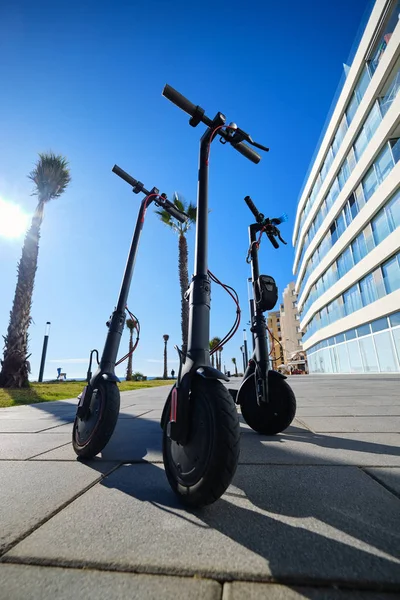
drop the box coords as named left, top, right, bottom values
left=28, top=152, right=71, bottom=202
left=155, top=208, right=180, bottom=233
left=186, top=203, right=197, bottom=224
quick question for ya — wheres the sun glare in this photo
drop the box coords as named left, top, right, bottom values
left=0, top=198, right=30, bottom=239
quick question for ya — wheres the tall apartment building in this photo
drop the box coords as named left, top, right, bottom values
left=266, top=311, right=284, bottom=368
left=293, top=0, right=400, bottom=374
left=280, top=282, right=304, bottom=365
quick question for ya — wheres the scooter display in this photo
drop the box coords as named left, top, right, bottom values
left=160, top=84, right=269, bottom=507
left=230, top=196, right=297, bottom=434
left=72, top=165, right=187, bottom=458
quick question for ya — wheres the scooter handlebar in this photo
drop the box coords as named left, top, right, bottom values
left=162, top=84, right=197, bottom=118
left=112, top=164, right=139, bottom=188
left=233, top=142, right=261, bottom=164
left=161, top=198, right=188, bottom=223
left=244, top=196, right=263, bottom=221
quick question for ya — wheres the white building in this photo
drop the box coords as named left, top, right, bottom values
left=280, top=282, right=303, bottom=365
left=293, top=0, right=400, bottom=374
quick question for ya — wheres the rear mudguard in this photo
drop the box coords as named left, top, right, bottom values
left=235, top=368, right=286, bottom=406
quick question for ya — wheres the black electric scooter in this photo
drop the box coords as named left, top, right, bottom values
left=160, top=85, right=269, bottom=507
left=72, top=165, right=187, bottom=458
left=231, top=196, right=296, bottom=434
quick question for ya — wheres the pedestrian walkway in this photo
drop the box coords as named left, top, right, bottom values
left=1, top=376, right=399, bottom=598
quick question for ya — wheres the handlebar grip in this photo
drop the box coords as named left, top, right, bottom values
left=267, top=233, right=279, bottom=249
left=162, top=84, right=197, bottom=117
left=244, top=196, right=261, bottom=220
left=233, top=142, right=261, bottom=164
left=112, top=165, right=138, bottom=188
left=161, top=198, right=188, bottom=224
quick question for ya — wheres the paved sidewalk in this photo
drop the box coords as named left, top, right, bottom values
left=0, top=375, right=399, bottom=599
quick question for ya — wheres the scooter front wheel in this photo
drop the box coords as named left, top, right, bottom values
left=72, top=380, right=120, bottom=458
left=240, top=372, right=296, bottom=435
left=163, top=376, right=240, bottom=508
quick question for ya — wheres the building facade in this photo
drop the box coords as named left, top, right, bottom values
left=293, top=0, right=400, bottom=374
left=280, top=282, right=305, bottom=369
left=266, top=310, right=284, bottom=368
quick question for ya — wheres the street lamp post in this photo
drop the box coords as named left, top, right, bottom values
left=243, top=329, right=248, bottom=367
left=38, top=322, right=51, bottom=383
left=240, top=345, right=245, bottom=372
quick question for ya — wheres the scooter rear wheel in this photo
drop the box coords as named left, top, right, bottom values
left=72, top=380, right=120, bottom=458
left=163, top=376, right=240, bottom=507
left=240, top=372, right=296, bottom=435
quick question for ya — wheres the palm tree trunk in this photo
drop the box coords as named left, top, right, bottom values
left=0, top=202, right=44, bottom=388
left=163, top=340, right=168, bottom=379
left=126, top=331, right=133, bottom=381
left=178, top=234, right=189, bottom=356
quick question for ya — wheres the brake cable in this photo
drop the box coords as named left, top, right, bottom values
left=115, top=307, right=140, bottom=366
left=208, top=270, right=241, bottom=355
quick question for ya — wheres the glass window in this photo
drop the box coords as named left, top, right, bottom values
left=338, top=161, right=350, bottom=189
left=330, top=222, right=338, bottom=245
left=347, top=340, right=363, bottom=373
left=359, top=336, right=379, bottom=372
left=389, top=312, right=400, bottom=327
left=364, top=224, right=375, bottom=252
left=360, top=273, right=378, bottom=306
left=354, top=183, right=366, bottom=210
left=386, top=189, right=400, bottom=230
left=382, top=255, right=400, bottom=294
left=371, top=317, right=389, bottom=333
left=357, top=323, right=371, bottom=337
left=351, top=231, right=367, bottom=264
left=344, top=284, right=362, bottom=315
left=346, top=93, right=358, bottom=124
left=354, top=129, right=368, bottom=161
left=337, top=246, right=354, bottom=278
left=345, top=194, right=359, bottom=224
left=347, top=147, right=357, bottom=173
left=392, top=327, right=400, bottom=366
left=373, top=268, right=387, bottom=299
left=345, top=328, right=357, bottom=341
left=380, top=66, right=400, bottom=116
left=355, top=66, right=370, bottom=103
left=375, top=144, right=394, bottom=183
left=374, top=331, right=398, bottom=372
left=364, top=102, right=382, bottom=142
left=391, top=138, right=400, bottom=164
left=335, top=333, right=345, bottom=343
left=372, top=208, right=391, bottom=244
left=363, top=165, right=378, bottom=201
left=339, top=211, right=347, bottom=235
left=336, top=342, right=350, bottom=372
left=330, top=347, right=339, bottom=372
left=331, top=179, right=340, bottom=206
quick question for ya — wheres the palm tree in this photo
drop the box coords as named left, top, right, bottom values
left=218, top=346, right=223, bottom=372
left=0, top=153, right=71, bottom=388
left=156, top=194, right=196, bottom=356
left=163, top=334, right=169, bottom=379
left=232, top=357, right=238, bottom=377
left=125, top=318, right=136, bottom=381
left=209, top=337, right=221, bottom=369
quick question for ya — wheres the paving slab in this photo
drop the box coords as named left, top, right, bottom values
left=0, top=433, right=73, bottom=460
left=0, top=564, right=221, bottom=600
left=6, top=464, right=400, bottom=586
left=296, top=406, right=400, bottom=417
left=239, top=429, right=400, bottom=466
left=298, top=417, right=400, bottom=433
left=0, top=460, right=115, bottom=554
left=223, top=582, right=399, bottom=599
left=0, top=419, right=75, bottom=433
left=364, top=467, right=400, bottom=497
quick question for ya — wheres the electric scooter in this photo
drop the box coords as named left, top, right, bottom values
left=72, top=165, right=187, bottom=458
left=231, top=196, right=296, bottom=434
left=160, top=85, right=269, bottom=507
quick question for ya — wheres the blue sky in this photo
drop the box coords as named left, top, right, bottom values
left=0, top=0, right=370, bottom=379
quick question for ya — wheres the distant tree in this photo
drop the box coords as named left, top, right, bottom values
left=0, top=152, right=70, bottom=388
left=232, top=357, right=238, bottom=376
